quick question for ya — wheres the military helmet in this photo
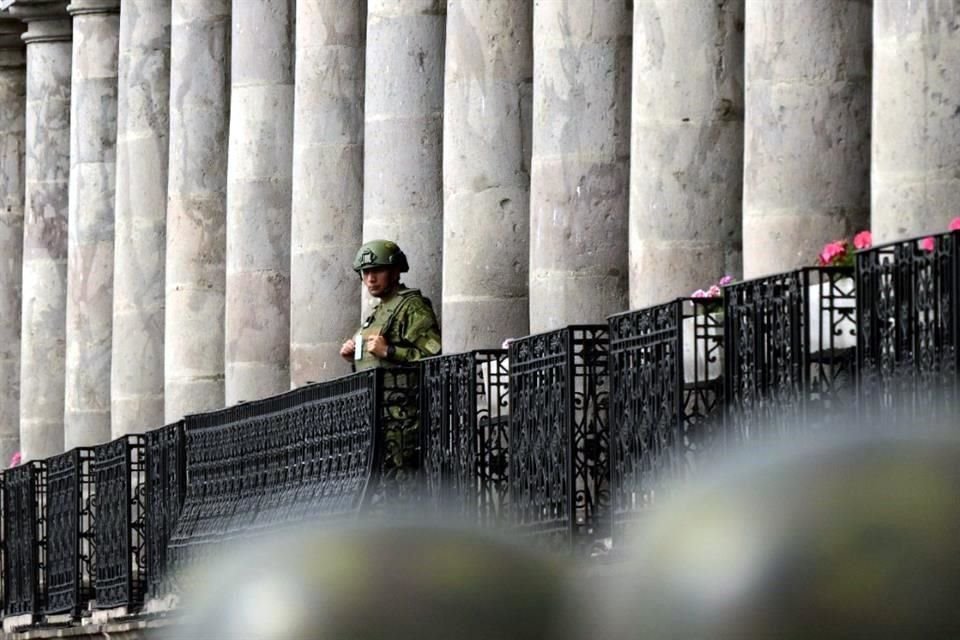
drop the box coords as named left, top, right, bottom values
left=353, top=239, right=409, bottom=274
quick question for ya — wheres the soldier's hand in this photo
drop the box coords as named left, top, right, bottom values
left=339, top=338, right=356, bottom=361
left=366, top=335, right=390, bottom=359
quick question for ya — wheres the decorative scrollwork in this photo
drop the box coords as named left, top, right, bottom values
left=93, top=436, right=146, bottom=610
left=508, top=327, right=609, bottom=553
left=45, top=448, right=95, bottom=617
left=2, top=461, right=46, bottom=617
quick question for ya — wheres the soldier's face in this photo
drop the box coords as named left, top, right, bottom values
left=362, top=266, right=400, bottom=298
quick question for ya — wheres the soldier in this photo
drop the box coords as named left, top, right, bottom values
left=339, top=239, right=442, bottom=370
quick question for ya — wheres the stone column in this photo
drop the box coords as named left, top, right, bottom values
left=629, top=0, right=743, bottom=307
left=0, top=17, right=26, bottom=465
left=224, top=0, right=293, bottom=405
left=9, top=1, right=72, bottom=461
left=164, top=0, right=229, bottom=421
left=363, top=0, right=445, bottom=313
left=111, top=0, right=170, bottom=437
left=529, top=0, right=631, bottom=332
left=63, top=0, right=119, bottom=450
left=742, top=0, right=871, bottom=278
left=442, top=0, right=531, bottom=351
left=289, top=0, right=364, bottom=386
left=872, top=1, right=960, bottom=242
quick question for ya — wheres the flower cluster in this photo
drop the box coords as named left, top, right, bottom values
left=692, top=275, right=733, bottom=298
left=9, top=451, right=21, bottom=468
left=817, top=230, right=872, bottom=267
left=919, top=217, right=960, bottom=252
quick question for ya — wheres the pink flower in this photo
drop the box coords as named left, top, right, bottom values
left=920, top=236, right=936, bottom=252
left=691, top=289, right=708, bottom=298
left=718, top=275, right=734, bottom=286
left=949, top=217, right=960, bottom=232
left=707, top=285, right=722, bottom=297
left=501, top=338, right=514, bottom=350
left=853, top=230, right=872, bottom=250
left=9, top=451, right=21, bottom=468
left=818, top=240, right=847, bottom=266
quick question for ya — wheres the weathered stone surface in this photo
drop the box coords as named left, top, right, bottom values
left=363, top=0, right=445, bottom=316
left=14, top=5, right=71, bottom=461
left=630, top=0, right=743, bottom=306
left=529, top=0, right=631, bottom=331
left=873, top=0, right=960, bottom=242
left=164, top=0, right=229, bottom=420
left=63, top=0, right=119, bottom=450
left=224, top=0, right=293, bottom=405
left=0, top=22, right=25, bottom=466
left=290, top=0, right=364, bottom=386
left=112, top=0, right=169, bottom=437
left=743, top=0, right=871, bottom=277
left=442, top=0, right=531, bottom=351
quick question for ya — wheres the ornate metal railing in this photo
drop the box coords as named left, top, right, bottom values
left=145, top=422, right=186, bottom=597
left=44, top=448, right=95, bottom=617
left=421, top=351, right=510, bottom=525
left=857, top=231, right=959, bottom=415
left=608, top=297, right=724, bottom=527
left=166, top=370, right=388, bottom=573
left=2, top=461, right=46, bottom=617
left=508, top=326, right=610, bottom=552
left=724, top=267, right=857, bottom=441
left=93, top=436, right=146, bottom=611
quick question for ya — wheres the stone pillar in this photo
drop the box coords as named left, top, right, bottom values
left=629, top=1, right=743, bottom=307
left=164, top=0, right=229, bottom=421
left=111, top=0, right=170, bottom=437
left=9, top=2, right=72, bottom=461
left=442, top=0, right=531, bottom=351
left=529, top=0, right=631, bottom=332
left=63, top=0, right=119, bottom=450
left=224, top=0, right=293, bottom=405
left=363, top=0, right=445, bottom=313
left=872, top=1, right=960, bottom=242
left=742, top=0, right=871, bottom=278
left=0, top=17, right=26, bottom=465
left=289, top=0, right=364, bottom=386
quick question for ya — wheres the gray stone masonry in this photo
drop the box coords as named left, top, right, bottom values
left=743, top=0, right=871, bottom=277
left=529, top=0, right=631, bottom=332
left=9, top=0, right=72, bottom=461
left=224, top=0, right=294, bottom=405
left=442, top=0, right=531, bottom=351
left=111, top=0, right=170, bottom=437
left=0, top=16, right=25, bottom=465
left=290, top=0, right=365, bottom=386
left=629, top=0, right=743, bottom=307
left=872, top=0, right=960, bottom=242
left=164, top=0, right=229, bottom=421
left=363, top=0, right=445, bottom=318
left=63, top=0, right=119, bottom=449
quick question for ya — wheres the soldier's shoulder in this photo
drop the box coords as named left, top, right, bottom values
left=398, top=290, right=436, bottom=314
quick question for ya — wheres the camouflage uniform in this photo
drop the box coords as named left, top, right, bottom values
left=350, top=240, right=442, bottom=478
left=352, top=286, right=442, bottom=371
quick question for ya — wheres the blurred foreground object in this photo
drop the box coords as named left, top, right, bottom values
left=167, top=525, right=573, bottom=640
left=610, top=434, right=960, bottom=639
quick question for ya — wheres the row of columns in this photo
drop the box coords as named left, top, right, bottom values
left=1, top=0, right=959, bottom=461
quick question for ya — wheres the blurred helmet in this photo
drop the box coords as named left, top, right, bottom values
left=353, top=240, right=409, bottom=274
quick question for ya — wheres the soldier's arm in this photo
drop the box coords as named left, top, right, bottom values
left=389, top=299, right=442, bottom=363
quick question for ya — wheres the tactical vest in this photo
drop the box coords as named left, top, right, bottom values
left=354, top=288, right=424, bottom=371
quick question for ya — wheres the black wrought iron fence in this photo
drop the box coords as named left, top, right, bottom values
left=145, top=422, right=186, bottom=597
left=857, top=231, right=959, bottom=416
left=44, top=448, right=95, bottom=617
left=608, top=297, right=724, bottom=529
left=93, top=436, right=146, bottom=610
left=724, top=267, right=856, bottom=441
left=2, top=461, right=46, bottom=618
left=421, top=351, right=510, bottom=525
left=166, top=370, right=395, bottom=574
left=508, top=326, right=610, bottom=553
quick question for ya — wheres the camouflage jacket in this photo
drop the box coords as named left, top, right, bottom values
left=353, top=286, right=442, bottom=371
